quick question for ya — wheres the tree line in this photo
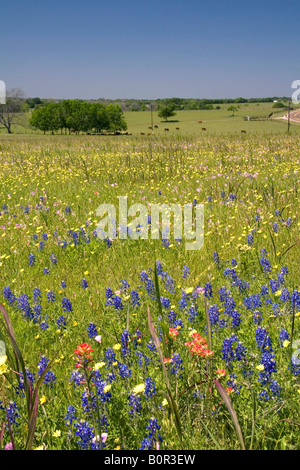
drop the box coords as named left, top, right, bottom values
left=29, top=100, right=127, bottom=134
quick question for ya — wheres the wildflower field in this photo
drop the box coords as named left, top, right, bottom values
left=0, top=133, right=300, bottom=451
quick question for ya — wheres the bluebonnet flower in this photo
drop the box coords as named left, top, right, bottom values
left=253, top=310, right=263, bottom=324
left=6, top=401, right=20, bottom=427
left=39, top=242, right=45, bottom=251
left=74, top=420, right=95, bottom=450
left=81, top=278, right=88, bottom=289
left=105, top=348, right=116, bottom=367
left=261, top=285, right=269, bottom=296
left=255, top=327, right=273, bottom=352
left=139, top=418, right=162, bottom=450
left=29, top=253, right=35, bottom=266
left=188, top=304, right=198, bottom=323
left=131, top=290, right=140, bottom=308
left=221, top=335, right=238, bottom=367
left=50, top=253, right=57, bottom=265
left=128, top=393, right=142, bottom=416
left=270, top=279, right=280, bottom=294
left=208, top=304, right=219, bottom=326
left=269, top=379, right=282, bottom=398
left=247, top=233, right=254, bottom=245
left=258, top=351, right=277, bottom=386
left=291, top=290, right=300, bottom=312
left=204, top=282, right=213, bottom=298
left=182, top=265, right=190, bottom=278
left=65, top=405, right=77, bottom=428
left=280, top=288, right=290, bottom=302
left=226, top=374, right=242, bottom=394
left=61, top=280, right=67, bottom=289
left=87, top=323, right=98, bottom=339
left=3, top=286, right=16, bottom=304
left=66, top=206, right=71, bottom=215
left=42, top=233, right=48, bottom=241
left=165, top=275, right=175, bottom=294
left=261, top=256, right=271, bottom=273
left=118, top=363, right=132, bottom=379
left=40, top=320, right=49, bottom=330
left=57, top=315, right=67, bottom=330
left=160, top=296, right=171, bottom=309
left=43, top=267, right=49, bottom=275
left=33, top=304, right=42, bottom=323
left=179, top=291, right=188, bottom=310
left=105, top=287, right=114, bottom=299
left=33, top=287, right=42, bottom=303
left=243, top=293, right=261, bottom=311
left=70, top=369, right=85, bottom=387
left=145, top=377, right=156, bottom=399
left=120, top=279, right=130, bottom=293
left=121, top=329, right=131, bottom=357
left=279, top=328, right=289, bottom=346
left=62, top=297, right=72, bottom=312
left=235, top=342, right=247, bottom=361
left=16, top=294, right=33, bottom=319
left=38, top=355, right=56, bottom=387
left=170, top=353, right=184, bottom=377
left=47, top=291, right=56, bottom=302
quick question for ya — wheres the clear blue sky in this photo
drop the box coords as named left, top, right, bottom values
left=1, top=0, right=299, bottom=99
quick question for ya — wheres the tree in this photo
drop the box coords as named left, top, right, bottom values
left=158, top=103, right=177, bottom=121
left=30, top=103, right=62, bottom=134
left=29, top=100, right=127, bottom=135
left=0, top=88, right=25, bottom=134
left=227, top=105, right=238, bottom=116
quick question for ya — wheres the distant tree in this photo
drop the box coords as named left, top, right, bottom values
left=227, top=105, right=238, bottom=116
left=158, top=103, right=177, bottom=121
left=29, top=100, right=127, bottom=134
left=30, top=103, right=61, bottom=134
left=0, top=88, right=25, bottom=134
left=105, top=104, right=127, bottom=131
left=25, top=97, right=43, bottom=108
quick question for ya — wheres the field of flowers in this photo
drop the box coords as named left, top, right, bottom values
left=0, top=133, right=299, bottom=450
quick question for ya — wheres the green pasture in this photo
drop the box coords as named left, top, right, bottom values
left=1, top=101, right=300, bottom=137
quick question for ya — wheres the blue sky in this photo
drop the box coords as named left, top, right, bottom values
left=1, top=0, right=299, bottom=99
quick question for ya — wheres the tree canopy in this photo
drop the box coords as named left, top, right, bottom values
left=29, top=100, right=127, bottom=134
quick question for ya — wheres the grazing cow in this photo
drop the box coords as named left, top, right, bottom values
left=140, top=132, right=145, bottom=135
left=202, top=128, right=206, bottom=131
left=148, top=126, right=153, bottom=129
left=164, top=128, right=169, bottom=131
left=154, top=125, right=158, bottom=128
left=176, top=127, right=180, bottom=130
left=241, top=130, right=246, bottom=134
left=198, top=120, right=202, bottom=123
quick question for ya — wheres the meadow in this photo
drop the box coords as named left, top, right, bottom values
left=0, top=129, right=300, bottom=450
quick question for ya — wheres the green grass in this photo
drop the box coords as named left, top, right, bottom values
left=1, top=102, right=300, bottom=137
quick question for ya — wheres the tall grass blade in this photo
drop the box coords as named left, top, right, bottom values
left=214, top=379, right=246, bottom=450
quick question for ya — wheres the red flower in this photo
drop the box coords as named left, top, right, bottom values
left=185, top=332, right=214, bottom=358
left=169, top=328, right=179, bottom=339
left=74, top=343, right=93, bottom=356
left=74, top=343, right=93, bottom=369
